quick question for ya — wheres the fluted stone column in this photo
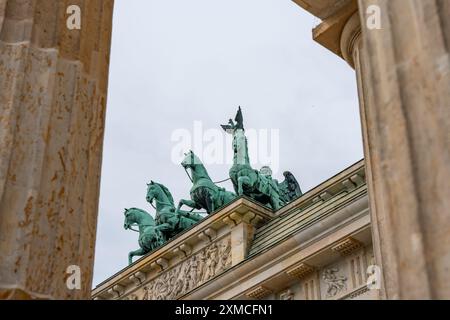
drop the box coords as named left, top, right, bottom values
left=354, top=0, right=450, bottom=299
left=338, top=1, right=450, bottom=299
left=340, top=10, right=395, bottom=300
left=297, top=0, right=450, bottom=299
left=0, top=0, right=114, bottom=299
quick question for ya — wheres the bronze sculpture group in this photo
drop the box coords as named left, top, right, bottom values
left=124, top=107, right=303, bottom=264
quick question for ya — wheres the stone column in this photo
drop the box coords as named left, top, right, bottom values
left=0, top=0, right=114, bottom=299
left=352, top=0, right=450, bottom=299
left=340, top=10, right=388, bottom=300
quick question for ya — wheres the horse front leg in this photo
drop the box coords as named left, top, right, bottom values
left=128, top=248, right=146, bottom=265
left=237, top=176, right=251, bottom=196
left=177, top=199, right=204, bottom=222
left=177, top=199, right=197, bottom=213
left=205, top=192, right=215, bottom=214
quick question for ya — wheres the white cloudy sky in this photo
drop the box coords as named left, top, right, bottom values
left=92, top=0, right=363, bottom=287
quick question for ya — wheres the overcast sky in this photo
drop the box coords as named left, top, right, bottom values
left=92, top=0, right=363, bottom=287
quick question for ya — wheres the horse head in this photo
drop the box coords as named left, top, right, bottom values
left=146, top=181, right=157, bottom=204
left=146, top=181, right=175, bottom=208
left=123, top=208, right=137, bottom=230
left=124, top=208, right=156, bottom=231
left=181, top=150, right=202, bottom=169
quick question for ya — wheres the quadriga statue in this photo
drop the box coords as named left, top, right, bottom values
left=123, top=107, right=303, bottom=265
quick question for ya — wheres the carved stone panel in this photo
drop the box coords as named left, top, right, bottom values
left=279, top=289, right=295, bottom=300
left=348, top=249, right=367, bottom=289
left=320, top=264, right=348, bottom=299
left=134, top=237, right=231, bottom=300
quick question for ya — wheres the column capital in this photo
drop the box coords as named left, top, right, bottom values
left=310, top=0, right=359, bottom=67
left=340, top=12, right=362, bottom=68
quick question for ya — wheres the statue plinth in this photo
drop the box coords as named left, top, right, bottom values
left=93, top=197, right=275, bottom=300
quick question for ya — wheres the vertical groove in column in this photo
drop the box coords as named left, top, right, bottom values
left=26, top=58, right=80, bottom=296
left=0, top=42, right=27, bottom=205
left=0, top=0, right=35, bottom=43
left=353, top=35, right=390, bottom=300
left=97, top=0, right=113, bottom=93
left=0, top=0, right=35, bottom=204
left=24, top=4, right=76, bottom=297
left=78, top=84, right=102, bottom=298
left=58, top=0, right=83, bottom=61
left=78, top=0, right=114, bottom=296
left=0, top=0, right=7, bottom=30
left=384, top=0, right=433, bottom=299
left=0, top=44, right=58, bottom=290
left=357, top=0, right=406, bottom=299
left=30, top=0, right=59, bottom=48
left=79, top=0, right=101, bottom=74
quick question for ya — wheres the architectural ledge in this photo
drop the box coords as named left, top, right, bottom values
left=92, top=197, right=275, bottom=299
left=92, top=160, right=373, bottom=300
left=246, top=286, right=273, bottom=299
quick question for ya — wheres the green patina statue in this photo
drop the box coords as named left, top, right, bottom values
left=124, top=107, right=303, bottom=264
left=146, top=181, right=204, bottom=239
left=221, top=107, right=302, bottom=210
left=278, top=171, right=303, bottom=203
left=178, top=150, right=236, bottom=214
left=124, top=182, right=207, bottom=264
left=259, top=166, right=303, bottom=204
left=124, top=207, right=165, bottom=265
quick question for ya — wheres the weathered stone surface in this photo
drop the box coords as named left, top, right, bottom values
left=356, top=0, right=450, bottom=299
left=93, top=161, right=373, bottom=301
left=0, top=0, right=114, bottom=299
left=294, top=0, right=450, bottom=299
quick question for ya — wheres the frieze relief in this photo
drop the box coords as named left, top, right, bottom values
left=126, top=237, right=231, bottom=300
left=321, top=266, right=348, bottom=299
left=279, top=289, right=295, bottom=300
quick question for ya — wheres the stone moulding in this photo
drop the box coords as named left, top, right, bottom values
left=286, top=263, right=316, bottom=279
left=92, top=197, right=275, bottom=299
left=331, top=237, right=363, bottom=256
left=342, top=284, right=371, bottom=300
left=246, top=286, right=273, bottom=299
left=274, top=160, right=365, bottom=217
left=128, top=272, right=146, bottom=286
